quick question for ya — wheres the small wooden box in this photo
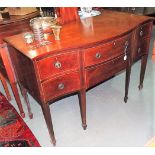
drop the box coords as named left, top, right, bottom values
left=8, top=7, right=37, bottom=15
left=0, top=10, right=10, bottom=19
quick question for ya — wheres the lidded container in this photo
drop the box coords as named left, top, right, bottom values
left=30, top=17, right=57, bottom=42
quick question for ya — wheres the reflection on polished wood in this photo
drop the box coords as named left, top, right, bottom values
left=4, top=10, right=153, bottom=145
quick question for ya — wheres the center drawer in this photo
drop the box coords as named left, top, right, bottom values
left=85, top=54, right=127, bottom=88
left=37, top=51, right=79, bottom=81
left=42, top=71, right=80, bottom=102
left=84, top=33, right=131, bottom=67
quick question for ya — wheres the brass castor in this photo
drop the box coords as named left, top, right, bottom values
left=82, top=124, right=87, bottom=130
left=51, top=137, right=56, bottom=146
left=21, top=112, right=25, bottom=118
left=138, top=84, right=143, bottom=90
left=124, top=96, right=128, bottom=103
left=29, top=113, right=33, bottom=119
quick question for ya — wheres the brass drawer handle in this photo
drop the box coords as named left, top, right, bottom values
left=138, top=47, right=141, bottom=53
left=140, top=30, right=143, bottom=37
left=95, top=52, right=101, bottom=59
left=54, top=61, right=61, bottom=69
left=58, top=83, right=65, bottom=90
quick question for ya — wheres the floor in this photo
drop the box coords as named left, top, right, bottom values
left=0, top=26, right=155, bottom=147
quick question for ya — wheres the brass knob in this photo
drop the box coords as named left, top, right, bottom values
left=138, top=47, right=141, bottom=53
left=54, top=61, right=61, bottom=69
left=140, top=30, right=143, bottom=37
left=95, top=52, right=101, bottom=59
left=58, top=83, right=64, bottom=90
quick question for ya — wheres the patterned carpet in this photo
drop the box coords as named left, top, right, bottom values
left=0, top=92, right=40, bottom=147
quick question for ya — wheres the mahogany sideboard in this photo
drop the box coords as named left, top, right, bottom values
left=4, top=10, right=153, bottom=146
left=0, top=11, right=39, bottom=118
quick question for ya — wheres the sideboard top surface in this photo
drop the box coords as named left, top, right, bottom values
left=4, top=10, right=153, bottom=60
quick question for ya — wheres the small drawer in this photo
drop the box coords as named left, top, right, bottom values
left=42, top=72, right=80, bottom=102
left=84, top=34, right=131, bottom=67
left=86, top=54, right=127, bottom=88
left=136, top=22, right=152, bottom=39
left=37, top=52, right=79, bottom=81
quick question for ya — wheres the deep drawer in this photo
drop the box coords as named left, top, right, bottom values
left=86, top=54, right=127, bottom=88
left=133, top=38, right=150, bottom=61
left=37, top=51, right=79, bottom=81
left=42, top=71, right=80, bottom=102
left=84, top=33, right=131, bottom=67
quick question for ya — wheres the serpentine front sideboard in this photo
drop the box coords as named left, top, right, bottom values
left=3, top=10, right=153, bottom=146
left=0, top=11, right=39, bottom=118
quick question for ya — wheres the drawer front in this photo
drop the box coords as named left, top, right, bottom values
left=42, top=72, right=80, bottom=102
left=133, top=38, right=150, bottom=61
left=84, top=34, right=131, bottom=67
left=86, top=54, right=127, bottom=88
left=37, top=52, right=79, bottom=81
left=136, top=22, right=152, bottom=39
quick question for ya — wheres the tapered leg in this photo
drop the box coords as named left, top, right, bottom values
left=0, top=74, right=11, bottom=101
left=19, top=84, right=33, bottom=119
left=10, top=82, right=25, bottom=118
left=78, top=89, right=87, bottom=130
left=41, top=103, right=56, bottom=146
left=124, top=58, right=131, bottom=103
left=138, top=55, right=148, bottom=90
left=0, top=44, right=25, bottom=117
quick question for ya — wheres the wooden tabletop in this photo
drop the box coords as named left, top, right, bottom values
left=4, top=10, right=153, bottom=60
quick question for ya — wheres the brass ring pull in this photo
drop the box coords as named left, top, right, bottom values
left=54, top=61, right=61, bottom=69
left=95, top=52, right=101, bottom=59
left=58, top=83, right=65, bottom=90
left=140, top=30, right=143, bottom=37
